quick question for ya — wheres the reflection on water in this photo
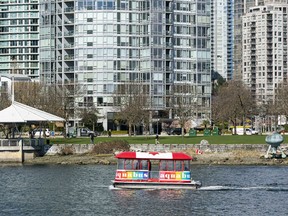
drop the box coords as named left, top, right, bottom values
left=149, top=189, right=186, bottom=200
left=112, top=188, right=186, bottom=200
left=1, top=165, right=288, bottom=216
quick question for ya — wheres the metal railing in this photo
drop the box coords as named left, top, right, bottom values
left=0, top=139, right=45, bottom=147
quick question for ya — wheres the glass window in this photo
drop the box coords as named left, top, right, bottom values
left=175, top=161, right=183, bottom=171
left=184, top=160, right=190, bottom=171
left=133, top=160, right=140, bottom=170
left=141, top=160, right=148, bottom=170
left=124, top=159, right=132, bottom=169
left=117, top=159, right=124, bottom=169
left=160, top=160, right=174, bottom=171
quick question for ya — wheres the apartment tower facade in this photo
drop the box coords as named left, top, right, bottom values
left=211, top=0, right=234, bottom=80
left=0, top=0, right=40, bottom=79
left=242, top=3, right=288, bottom=103
left=40, top=0, right=211, bottom=131
left=233, top=0, right=257, bottom=79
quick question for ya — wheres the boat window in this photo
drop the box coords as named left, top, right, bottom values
left=140, top=160, right=148, bottom=170
left=184, top=160, right=190, bottom=171
left=160, top=160, right=174, bottom=171
left=133, top=160, right=140, bottom=170
left=124, top=159, right=133, bottom=170
left=175, top=160, right=183, bottom=171
left=117, top=159, right=124, bottom=169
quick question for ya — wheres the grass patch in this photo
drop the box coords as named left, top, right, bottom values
left=46, top=134, right=287, bottom=145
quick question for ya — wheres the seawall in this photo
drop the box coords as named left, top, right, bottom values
left=44, top=143, right=275, bottom=155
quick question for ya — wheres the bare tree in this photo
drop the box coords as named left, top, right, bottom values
left=212, top=80, right=254, bottom=135
left=13, top=82, right=71, bottom=118
left=170, top=83, right=198, bottom=136
left=78, top=106, right=99, bottom=131
left=0, top=86, right=10, bottom=111
left=272, top=81, right=288, bottom=130
left=115, top=82, right=150, bottom=136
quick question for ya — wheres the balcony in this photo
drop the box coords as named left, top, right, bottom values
left=64, top=67, right=74, bottom=72
left=64, top=19, right=74, bottom=25
left=64, top=31, right=74, bottom=36
left=64, top=43, right=74, bottom=48
left=64, top=55, right=74, bottom=60
left=64, top=7, right=74, bottom=13
left=166, top=42, right=173, bottom=48
left=166, top=31, right=173, bottom=36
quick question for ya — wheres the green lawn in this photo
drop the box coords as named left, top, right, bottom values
left=47, top=134, right=287, bottom=145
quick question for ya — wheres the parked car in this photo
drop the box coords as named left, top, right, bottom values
left=33, top=128, right=50, bottom=138
left=166, top=128, right=186, bottom=135
left=80, top=128, right=99, bottom=137
left=246, top=128, right=259, bottom=135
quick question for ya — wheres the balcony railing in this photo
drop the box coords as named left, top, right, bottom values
left=64, top=55, right=74, bottom=60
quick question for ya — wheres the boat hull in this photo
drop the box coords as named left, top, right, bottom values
left=112, top=180, right=201, bottom=190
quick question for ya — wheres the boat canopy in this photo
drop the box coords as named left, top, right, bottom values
left=115, top=152, right=192, bottom=160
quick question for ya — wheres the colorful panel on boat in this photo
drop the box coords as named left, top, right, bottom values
left=115, top=170, right=149, bottom=180
left=159, top=171, right=191, bottom=181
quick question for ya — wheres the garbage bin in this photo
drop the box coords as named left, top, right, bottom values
left=189, top=129, right=197, bottom=136
left=203, top=128, right=211, bottom=136
left=212, top=127, right=219, bottom=136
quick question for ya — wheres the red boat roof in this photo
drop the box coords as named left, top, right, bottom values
left=115, top=152, right=192, bottom=160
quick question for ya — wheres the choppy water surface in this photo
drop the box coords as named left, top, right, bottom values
left=1, top=164, right=288, bottom=216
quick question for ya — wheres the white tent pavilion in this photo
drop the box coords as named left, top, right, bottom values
left=0, top=101, right=65, bottom=123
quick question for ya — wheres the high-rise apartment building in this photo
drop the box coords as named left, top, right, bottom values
left=39, top=0, right=211, bottom=131
left=242, top=4, right=288, bottom=103
left=233, top=0, right=257, bottom=79
left=0, top=0, right=39, bottom=79
left=211, top=0, right=234, bottom=80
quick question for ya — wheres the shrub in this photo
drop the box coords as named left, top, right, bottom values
left=91, top=140, right=130, bottom=154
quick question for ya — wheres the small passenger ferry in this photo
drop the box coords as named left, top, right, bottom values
left=111, top=151, right=201, bottom=189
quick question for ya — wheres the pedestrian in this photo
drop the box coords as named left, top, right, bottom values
left=155, top=134, right=160, bottom=144
left=90, top=133, right=95, bottom=144
left=108, top=129, right=112, bottom=137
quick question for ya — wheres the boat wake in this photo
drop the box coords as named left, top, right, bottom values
left=199, top=185, right=288, bottom=191
left=109, top=185, right=121, bottom=190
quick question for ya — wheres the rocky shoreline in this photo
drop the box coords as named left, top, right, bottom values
left=22, top=150, right=288, bottom=166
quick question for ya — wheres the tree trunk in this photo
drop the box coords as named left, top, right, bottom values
left=243, top=115, right=246, bottom=135
left=128, top=123, right=132, bottom=136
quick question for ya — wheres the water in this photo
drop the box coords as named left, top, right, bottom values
left=1, top=164, right=288, bottom=216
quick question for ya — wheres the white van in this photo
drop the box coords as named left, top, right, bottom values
left=231, top=127, right=258, bottom=135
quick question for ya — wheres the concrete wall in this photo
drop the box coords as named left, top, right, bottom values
left=0, top=151, right=35, bottom=162
left=0, top=151, right=22, bottom=162
left=2, top=143, right=286, bottom=162
left=43, top=143, right=274, bottom=156
left=44, top=144, right=95, bottom=155
left=129, top=144, right=270, bottom=153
